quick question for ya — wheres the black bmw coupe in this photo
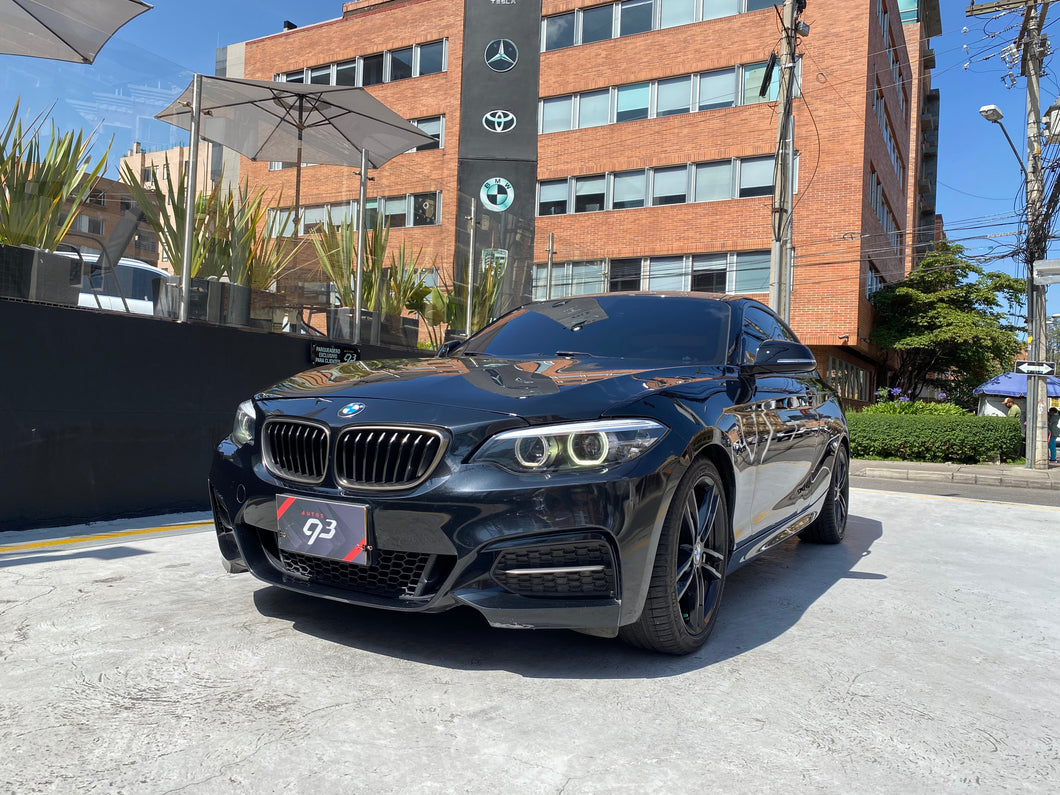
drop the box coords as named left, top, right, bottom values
left=209, top=292, right=849, bottom=654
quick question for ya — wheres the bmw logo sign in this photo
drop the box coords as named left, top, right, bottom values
left=482, top=109, right=516, bottom=133
left=338, top=402, right=366, bottom=418
left=480, top=177, right=514, bottom=212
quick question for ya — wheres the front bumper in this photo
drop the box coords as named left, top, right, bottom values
left=209, top=439, right=679, bottom=631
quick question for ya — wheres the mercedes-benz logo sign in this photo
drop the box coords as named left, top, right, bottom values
left=480, top=177, right=514, bottom=213
left=482, top=109, right=517, bottom=133
left=338, top=402, right=366, bottom=418
left=484, top=39, right=518, bottom=72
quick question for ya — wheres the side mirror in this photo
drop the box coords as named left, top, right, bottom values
left=745, top=339, right=817, bottom=375
left=436, top=339, right=463, bottom=358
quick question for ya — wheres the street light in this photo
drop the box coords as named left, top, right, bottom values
left=979, top=105, right=1026, bottom=173
left=980, top=102, right=1050, bottom=469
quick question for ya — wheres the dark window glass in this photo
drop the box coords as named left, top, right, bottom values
left=745, top=0, right=775, bottom=11
left=581, top=6, right=613, bottom=44
left=284, top=70, right=304, bottom=83
left=538, top=180, right=568, bottom=215
left=467, top=294, right=731, bottom=365
left=391, top=47, right=413, bottom=81
left=335, top=61, right=357, bottom=86
left=738, top=156, right=774, bottom=198
left=383, top=195, right=408, bottom=227
left=362, top=54, right=384, bottom=86
left=574, top=175, right=606, bottom=213
left=612, top=170, right=646, bottom=209
left=609, top=258, right=641, bottom=291
left=413, top=117, right=442, bottom=150
left=692, top=254, right=727, bottom=293
left=652, top=166, right=688, bottom=206
left=418, top=41, right=444, bottom=75
left=309, top=66, right=331, bottom=85
left=544, top=13, right=576, bottom=50
left=619, top=0, right=654, bottom=36
left=413, top=192, right=438, bottom=226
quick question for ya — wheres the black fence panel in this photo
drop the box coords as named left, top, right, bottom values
left=0, top=300, right=415, bottom=531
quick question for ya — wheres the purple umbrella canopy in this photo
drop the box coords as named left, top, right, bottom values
left=973, top=372, right=1060, bottom=398
left=0, top=0, right=151, bottom=64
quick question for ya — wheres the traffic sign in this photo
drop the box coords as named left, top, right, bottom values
left=1015, top=360, right=1057, bottom=376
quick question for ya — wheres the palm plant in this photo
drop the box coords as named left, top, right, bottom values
left=0, top=100, right=109, bottom=250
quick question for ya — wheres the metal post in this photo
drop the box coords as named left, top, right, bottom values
left=466, top=198, right=477, bottom=338
left=769, top=0, right=798, bottom=323
left=1025, top=7, right=1049, bottom=469
left=353, top=148, right=367, bottom=344
left=178, top=73, right=202, bottom=324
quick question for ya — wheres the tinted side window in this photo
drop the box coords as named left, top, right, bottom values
left=741, top=305, right=787, bottom=364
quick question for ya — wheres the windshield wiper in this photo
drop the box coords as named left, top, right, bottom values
left=555, top=351, right=593, bottom=357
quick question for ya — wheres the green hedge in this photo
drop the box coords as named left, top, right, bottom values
left=848, top=413, right=1023, bottom=463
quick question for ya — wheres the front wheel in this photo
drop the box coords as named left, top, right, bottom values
left=619, top=459, right=730, bottom=655
left=800, top=445, right=849, bottom=544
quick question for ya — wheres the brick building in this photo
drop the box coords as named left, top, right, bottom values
left=221, top=0, right=941, bottom=404
left=60, top=175, right=159, bottom=267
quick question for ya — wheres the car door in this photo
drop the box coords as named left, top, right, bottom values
left=735, top=306, right=817, bottom=541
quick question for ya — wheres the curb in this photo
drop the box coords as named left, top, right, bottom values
left=851, top=459, right=1059, bottom=491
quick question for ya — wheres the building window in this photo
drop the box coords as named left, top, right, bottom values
left=738, top=156, right=774, bottom=198
left=616, top=82, right=650, bottom=122
left=574, top=175, right=606, bottom=212
left=390, top=47, right=414, bottom=81
left=413, top=192, right=439, bottom=226
left=383, top=195, right=408, bottom=228
left=866, top=262, right=884, bottom=298
left=692, top=254, right=727, bottom=292
left=538, top=180, right=569, bottom=215
left=652, top=166, right=688, bottom=205
left=541, top=96, right=574, bottom=133
left=656, top=75, right=692, bottom=117
left=745, top=0, right=776, bottom=10
left=87, top=190, right=106, bottom=207
left=335, top=60, right=357, bottom=86
left=543, top=12, right=575, bottom=50
left=619, top=0, right=653, bottom=36
left=411, top=116, right=444, bottom=150
left=70, top=214, right=104, bottom=237
left=699, top=69, right=736, bottom=110
left=612, top=170, right=646, bottom=209
left=582, top=5, right=614, bottom=43
left=362, top=53, right=384, bottom=86
left=695, top=161, right=733, bottom=202
left=647, top=256, right=684, bottom=290
left=577, top=89, right=611, bottom=128
left=660, top=0, right=696, bottom=28
left=418, top=40, right=446, bottom=75
left=733, top=251, right=770, bottom=293
left=743, top=61, right=779, bottom=105
left=609, top=258, right=642, bottom=291
left=309, top=65, right=332, bottom=84
left=704, top=0, right=737, bottom=20
left=119, top=195, right=134, bottom=212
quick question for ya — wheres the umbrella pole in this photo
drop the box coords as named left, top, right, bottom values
left=354, top=148, right=367, bottom=345
left=179, top=73, right=202, bottom=323
left=466, top=198, right=476, bottom=338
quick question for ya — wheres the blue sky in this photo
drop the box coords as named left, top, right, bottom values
left=1, top=0, right=1056, bottom=320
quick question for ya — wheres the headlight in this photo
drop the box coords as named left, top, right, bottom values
left=232, top=399, right=256, bottom=446
left=473, top=419, right=667, bottom=473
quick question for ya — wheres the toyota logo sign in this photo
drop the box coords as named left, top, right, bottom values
left=482, top=109, right=517, bottom=133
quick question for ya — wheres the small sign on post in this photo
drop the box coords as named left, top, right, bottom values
left=310, top=342, right=360, bottom=366
left=1015, top=360, right=1057, bottom=376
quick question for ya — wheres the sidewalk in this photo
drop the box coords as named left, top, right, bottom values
left=851, top=458, right=1060, bottom=490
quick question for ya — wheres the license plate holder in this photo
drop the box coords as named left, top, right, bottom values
left=276, top=494, right=370, bottom=565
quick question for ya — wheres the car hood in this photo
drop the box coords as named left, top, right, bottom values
left=259, top=356, right=728, bottom=423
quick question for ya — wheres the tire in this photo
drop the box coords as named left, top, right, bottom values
left=800, top=445, right=849, bottom=545
left=619, top=458, right=730, bottom=655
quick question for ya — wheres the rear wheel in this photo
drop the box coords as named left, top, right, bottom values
left=620, top=459, right=730, bottom=655
left=800, top=445, right=849, bottom=544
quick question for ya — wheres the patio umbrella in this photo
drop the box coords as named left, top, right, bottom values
left=155, top=74, right=435, bottom=330
left=973, top=372, right=1060, bottom=398
left=0, top=0, right=152, bottom=64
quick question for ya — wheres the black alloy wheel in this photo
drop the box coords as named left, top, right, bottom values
left=620, top=458, right=730, bottom=655
left=800, top=444, right=849, bottom=544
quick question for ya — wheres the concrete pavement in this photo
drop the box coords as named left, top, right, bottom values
left=851, top=457, right=1060, bottom=490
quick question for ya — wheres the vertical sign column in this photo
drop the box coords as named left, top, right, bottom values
left=455, top=0, right=541, bottom=332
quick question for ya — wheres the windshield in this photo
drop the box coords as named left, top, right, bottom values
left=464, top=295, right=731, bottom=365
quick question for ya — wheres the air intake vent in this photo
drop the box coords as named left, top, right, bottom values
left=263, top=419, right=329, bottom=484
left=335, top=426, right=445, bottom=490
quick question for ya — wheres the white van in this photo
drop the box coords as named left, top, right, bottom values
left=62, top=252, right=173, bottom=315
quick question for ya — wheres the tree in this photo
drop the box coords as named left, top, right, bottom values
left=869, top=241, right=1024, bottom=409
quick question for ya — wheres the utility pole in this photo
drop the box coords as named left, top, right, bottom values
left=968, top=1, right=1050, bottom=469
left=769, top=0, right=804, bottom=323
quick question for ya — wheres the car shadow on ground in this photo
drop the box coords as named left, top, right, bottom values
left=251, top=512, right=884, bottom=678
